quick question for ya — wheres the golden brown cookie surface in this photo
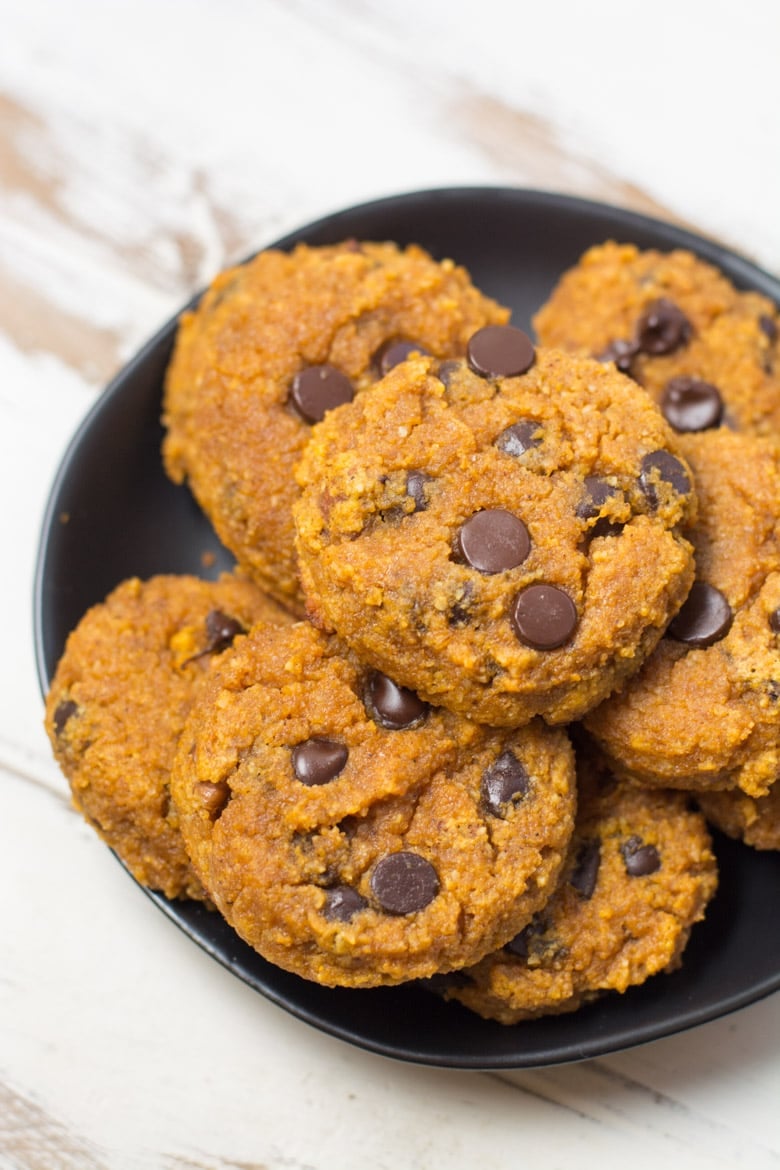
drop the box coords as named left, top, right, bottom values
left=698, top=784, right=780, bottom=851
left=534, top=241, right=780, bottom=436
left=170, top=620, right=576, bottom=987
left=294, top=337, right=696, bottom=727
left=586, top=429, right=780, bottom=797
left=45, top=574, right=291, bottom=899
left=162, top=241, right=508, bottom=610
left=439, top=749, right=717, bottom=1023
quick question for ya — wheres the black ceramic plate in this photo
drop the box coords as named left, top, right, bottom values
left=34, top=188, right=780, bottom=1069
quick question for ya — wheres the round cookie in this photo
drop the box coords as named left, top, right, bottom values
left=45, top=574, right=291, bottom=900
left=294, top=334, right=697, bottom=727
left=162, top=241, right=508, bottom=611
left=437, top=749, right=718, bottom=1023
left=534, top=241, right=780, bottom=437
left=698, top=785, right=780, bottom=851
left=586, top=429, right=780, bottom=797
left=170, top=620, right=576, bottom=987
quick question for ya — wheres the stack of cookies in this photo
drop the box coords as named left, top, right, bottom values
left=45, top=237, right=780, bottom=1023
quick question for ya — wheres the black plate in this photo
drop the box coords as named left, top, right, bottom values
left=33, top=187, right=780, bottom=1068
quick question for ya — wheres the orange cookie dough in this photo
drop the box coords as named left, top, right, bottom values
left=170, top=620, right=576, bottom=987
left=294, top=331, right=696, bottom=727
left=437, top=749, right=717, bottom=1023
left=586, top=429, right=780, bottom=797
left=162, top=241, right=508, bottom=611
left=698, top=785, right=780, bottom=851
left=534, top=241, right=780, bottom=436
left=45, top=574, right=291, bottom=899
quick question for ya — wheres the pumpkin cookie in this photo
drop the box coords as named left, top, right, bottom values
left=534, top=241, right=780, bottom=436
left=698, top=785, right=780, bottom=851
left=162, top=241, right=508, bottom=611
left=170, top=620, right=576, bottom=987
left=437, top=749, right=717, bottom=1023
left=45, top=574, right=291, bottom=899
left=586, top=429, right=780, bottom=797
left=294, top=331, right=696, bottom=727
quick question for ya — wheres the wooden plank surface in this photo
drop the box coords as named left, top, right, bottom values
left=2, top=2, right=779, bottom=1167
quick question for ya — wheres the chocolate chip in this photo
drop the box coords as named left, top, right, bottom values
left=467, top=325, right=535, bottom=378
left=667, top=581, right=733, bottom=648
left=448, top=581, right=474, bottom=628
left=660, top=376, right=724, bottom=432
left=53, top=699, right=78, bottom=736
left=292, top=738, right=348, bottom=786
left=196, top=780, right=230, bottom=821
left=504, top=924, right=533, bottom=958
left=406, top=471, right=432, bottom=512
left=760, top=314, right=778, bottom=342
left=481, top=750, right=530, bottom=816
left=370, top=851, right=439, bottom=914
left=769, top=606, right=780, bottom=634
left=636, top=298, right=692, bottom=355
left=366, top=672, right=428, bottom=729
left=289, top=364, right=354, bottom=423
left=374, top=339, right=429, bottom=376
left=511, top=585, right=578, bottom=650
left=204, top=610, right=245, bottom=655
left=495, top=420, right=542, bottom=458
left=621, top=835, right=661, bottom=877
left=323, top=885, right=367, bottom=922
left=455, top=509, right=531, bottom=574
left=576, top=477, right=618, bottom=521
left=437, top=359, right=462, bottom=387
left=596, top=337, right=640, bottom=374
left=639, top=449, right=691, bottom=508
left=569, top=839, right=601, bottom=899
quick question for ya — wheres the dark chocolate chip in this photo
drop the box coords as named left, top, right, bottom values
left=639, top=449, right=691, bottom=508
left=323, top=885, right=367, bottom=922
left=370, top=851, right=439, bottom=914
left=660, top=376, right=724, bottom=432
left=480, top=750, right=530, bottom=817
left=292, top=738, right=348, bottom=786
left=621, top=835, right=661, bottom=877
left=576, top=477, right=619, bottom=521
left=204, top=610, right=245, bottom=655
left=495, top=420, right=542, bottom=458
left=448, top=581, right=475, bottom=628
left=437, top=359, right=462, bottom=387
left=455, top=509, right=531, bottom=574
left=596, top=337, right=640, bottom=374
left=374, top=338, right=430, bottom=376
left=760, top=314, right=778, bottom=342
left=406, top=471, right=432, bottom=512
left=366, top=672, right=428, bottom=729
left=569, top=839, right=601, bottom=899
left=53, top=699, right=78, bottom=737
left=504, top=924, right=533, bottom=958
left=667, top=581, right=733, bottom=648
left=196, top=780, right=230, bottom=821
left=636, top=298, right=692, bottom=356
left=467, top=325, right=535, bottom=378
left=769, top=606, right=780, bottom=634
left=289, top=364, right=354, bottom=423
left=511, top=585, right=578, bottom=650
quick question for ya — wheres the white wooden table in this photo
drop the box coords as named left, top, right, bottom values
left=3, top=2, right=779, bottom=1166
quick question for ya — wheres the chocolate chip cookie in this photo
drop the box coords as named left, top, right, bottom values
left=698, top=785, right=780, bottom=851
left=534, top=241, right=780, bottom=436
left=162, top=241, right=508, bottom=611
left=170, top=620, right=576, bottom=986
left=45, top=574, right=291, bottom=899
left=294, top=331, right=697, bottom=727
left=586, top=429, right=780, bottom=797
left=438, top=747, right=717, bottom=1023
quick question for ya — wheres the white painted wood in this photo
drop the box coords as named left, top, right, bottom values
left=1, top=1, right=778, bottom=1165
